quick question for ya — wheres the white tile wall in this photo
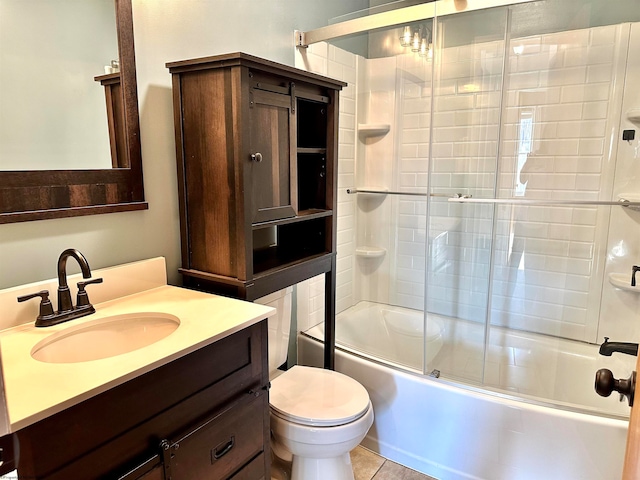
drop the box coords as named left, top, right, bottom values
left=295, top=42, right=358, bottom=330
left=296, top=22, right=639, bottom=347
left=489, top=24, right=622, bottom=341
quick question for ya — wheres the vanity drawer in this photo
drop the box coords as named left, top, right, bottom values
left=229, top=452, right=266, bottom=480
left=168, top=391, right=266, bottom=480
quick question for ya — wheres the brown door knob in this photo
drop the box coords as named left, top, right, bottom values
left=595, top=368, right=636, bottom=406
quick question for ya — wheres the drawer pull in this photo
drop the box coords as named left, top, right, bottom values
left=212, top=436, right=235, bottom=461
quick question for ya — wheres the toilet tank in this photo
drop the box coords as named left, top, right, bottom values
left=255, top=287, right=292, bottom=375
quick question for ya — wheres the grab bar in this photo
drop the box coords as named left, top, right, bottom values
left=346, top=189, right=640, bottom=208
left=346, top=188, right=472, bottom=198
left=447, top=197, right=640, bottom=207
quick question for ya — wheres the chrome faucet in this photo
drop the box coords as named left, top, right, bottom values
left=17, top=249, right=103, bottom=327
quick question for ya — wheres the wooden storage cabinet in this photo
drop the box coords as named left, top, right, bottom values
left=8, top=321, right=270, bottom=480
left=167, top=53, right=345, bottom=367
left=94, top=72, right=128, bottom=168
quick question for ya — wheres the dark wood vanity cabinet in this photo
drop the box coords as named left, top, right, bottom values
left=9, top=321, right=270, bottom=480
left=167, top=53, right=344, bottom=368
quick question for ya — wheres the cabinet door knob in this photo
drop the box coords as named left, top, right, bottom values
left=250, top=152, right=263, bottom=162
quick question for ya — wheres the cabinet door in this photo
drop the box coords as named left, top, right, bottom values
left=249, top=89, right=296, bottom=224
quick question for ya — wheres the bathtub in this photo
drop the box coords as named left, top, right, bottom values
left=298, top=302, right=631, bottom=480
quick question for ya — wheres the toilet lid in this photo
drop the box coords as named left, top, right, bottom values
left=270, top=365, right=370, bottom=427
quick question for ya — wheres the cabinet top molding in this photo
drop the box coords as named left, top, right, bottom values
left=166, top=51, right=347, bottom=90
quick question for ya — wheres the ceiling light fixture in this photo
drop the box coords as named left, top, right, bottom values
left=400, top=26, right=412, bottom=47
left=411, top=31, right=421, bottom=52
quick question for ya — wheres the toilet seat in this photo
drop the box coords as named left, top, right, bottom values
left=270, top=365, right=370, bottom=427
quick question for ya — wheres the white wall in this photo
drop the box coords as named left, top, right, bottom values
left=294, top=42, right=358, bottom=331
left=0, top=0, right=366, bottom=291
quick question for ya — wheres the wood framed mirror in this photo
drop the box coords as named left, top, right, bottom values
left=0, top=0, right=147, bottom=224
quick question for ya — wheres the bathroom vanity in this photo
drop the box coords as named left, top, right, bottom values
left=12, top=321, right=269, bottom=479
left=0, top=259, right=274, bottom=479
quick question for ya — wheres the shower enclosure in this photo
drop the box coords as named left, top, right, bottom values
left=295, top=0, right=640, bottom=477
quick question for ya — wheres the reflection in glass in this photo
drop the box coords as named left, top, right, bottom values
left=0, top=0, right=118, bottom=171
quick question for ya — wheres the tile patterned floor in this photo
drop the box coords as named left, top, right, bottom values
left=350, top=446, right=438, bottom=480
left=271, top=444, right=438, bottom=480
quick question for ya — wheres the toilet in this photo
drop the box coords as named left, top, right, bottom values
left=256, top=288, right=374, bottom=480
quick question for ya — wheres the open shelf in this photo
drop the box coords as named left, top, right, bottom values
left=298, top=147, right=326, bottom=154
left=252, top=209, right=332, bottom=230
left=253, top=252, right=333, bottom=279
left=627, top=109, right=640, bottom=126
left=358, top=123, right=391, bottom=136
left=297, top=99, right=328, bottom=149
left=355, top=246, right=386, bottom=258
left=608, top=272, right=640, bottom=293
left=253, top=216, right=330, bottom=274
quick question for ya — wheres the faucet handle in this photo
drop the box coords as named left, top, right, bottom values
left=17, top=290, right=55, bottom=322
left=76, top=278, right=103, bottom=307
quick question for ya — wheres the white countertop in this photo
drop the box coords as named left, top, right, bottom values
left=0, top=285, right=275, bottom=431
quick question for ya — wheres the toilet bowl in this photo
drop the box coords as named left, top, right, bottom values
left=270, top=365, right=374, bottom=480
left=256, top=289, right=374, bottom=480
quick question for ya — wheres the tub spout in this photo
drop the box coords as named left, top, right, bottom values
left=599, top=337, right=638, bottom=357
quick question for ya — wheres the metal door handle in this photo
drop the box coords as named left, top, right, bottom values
left=250, top=152, right=263, bottom=162
left=595, top=369, right=636, bottom=406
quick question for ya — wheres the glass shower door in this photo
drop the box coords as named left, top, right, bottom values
left=424, top=0, right=639, bottom=415
left=425, top=7, right=508, bottom=385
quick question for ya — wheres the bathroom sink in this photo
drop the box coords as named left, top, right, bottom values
left=31, top=313, right=180, bottom=363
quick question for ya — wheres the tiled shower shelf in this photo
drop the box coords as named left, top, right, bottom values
left=357, top=123, right=390, bottom=136
left=608, top=272, right=640, bottom=293
left=627, top=108, right=640, bottom=125
left=355, top=246, right=386, bottom=258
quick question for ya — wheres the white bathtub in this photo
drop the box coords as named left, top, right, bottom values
left=299, top=302, right=631, bottom=480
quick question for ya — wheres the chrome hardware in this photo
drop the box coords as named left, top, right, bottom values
left=346, top=188, right=472, bottom=199
left=250, top=152, right=263, bottom=163
left=294, top=30, right=308, bottom=48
